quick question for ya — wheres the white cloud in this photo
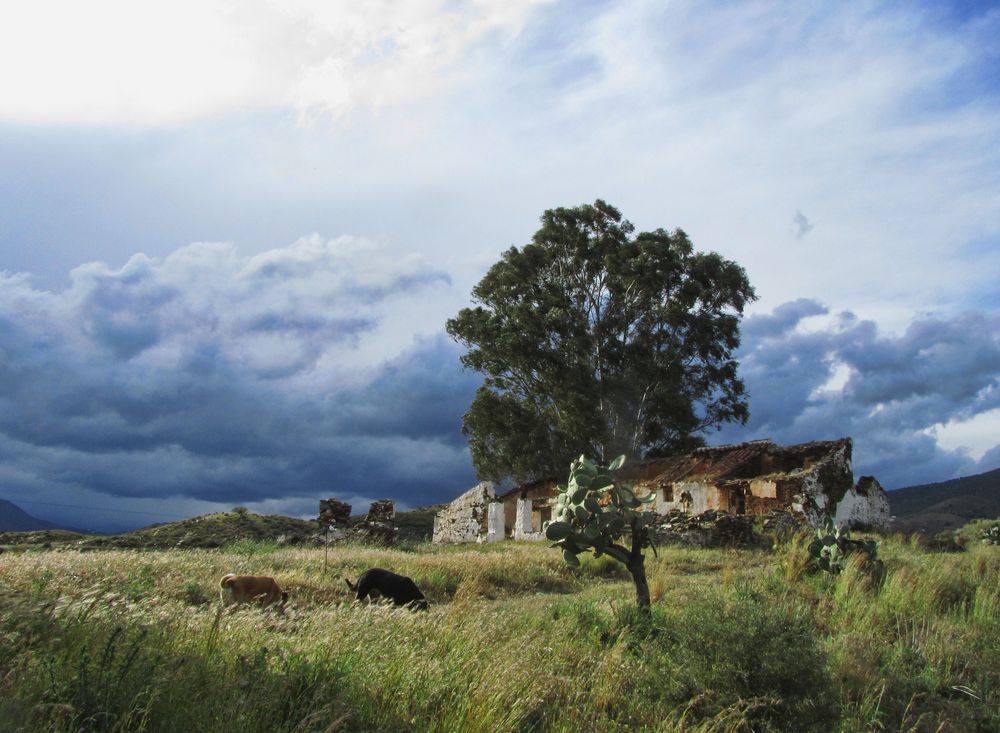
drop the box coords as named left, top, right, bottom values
left=927, top=405, right=1000, bottom=461
left=0, top=0, right=548, bottom=125
left=4, top=1, right=998, bottom=333
left=444, top=1, right=1000, bottom=329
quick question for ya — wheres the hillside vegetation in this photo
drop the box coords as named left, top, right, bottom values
left=890, top=467, right=1000, bottom=533
left=0, top=506, right=440, bottom=552
left=1, top=532, right=998, bottom=732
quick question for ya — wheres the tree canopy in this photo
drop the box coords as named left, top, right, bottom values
left=446, top=200, right=756, bottom=483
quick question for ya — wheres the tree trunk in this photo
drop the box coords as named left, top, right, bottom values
left=628, top=522, right=651, bottom=610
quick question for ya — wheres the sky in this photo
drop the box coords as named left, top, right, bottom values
left=1, top=0, right=998, bottom=532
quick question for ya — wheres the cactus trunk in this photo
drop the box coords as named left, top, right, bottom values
left=628, top=520, right=651, bottom=611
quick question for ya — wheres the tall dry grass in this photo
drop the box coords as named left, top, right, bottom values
left=0, top=536, right=997, bottom=732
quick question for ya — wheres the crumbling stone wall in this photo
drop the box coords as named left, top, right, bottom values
left=653, top=508, right=811, bottom=548
left=485, top=502, right=504, bottom=542
left=512, top=497, right=547, bottom=540
left=433, top=482, right=496, bottom=543
left=832, top=476, right=890, bottom=528
left=808, top=441, right=855, bottom=509
left=350, top=499, right=396, bottom=545
left=653, top=510, right=763, bottom=548
left=319, top=499, right=352, bottom=528
left=317, top=498, right=352, bottom=542
left=502, top=481, right=558, bottom=534
left=739, top=475, right=806, bottom=515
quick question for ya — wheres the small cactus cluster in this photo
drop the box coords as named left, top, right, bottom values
left=981, top=523, right=1000, bottom=546
left=545, top=455, right=656, bottom=566
left=808, top=518, right=882, bottom=581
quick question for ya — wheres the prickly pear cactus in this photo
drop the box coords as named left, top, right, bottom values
left=544, top=455, right=656, bottom=567
left=981, top=523, right=1000, bottom=546
left=808, top=517, right=883, bottom=583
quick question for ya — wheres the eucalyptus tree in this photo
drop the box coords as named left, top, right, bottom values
left=447, top=199, right=756, bottom=484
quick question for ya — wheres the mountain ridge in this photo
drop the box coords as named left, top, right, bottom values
left=888, top=466, right=1000, bottom=533
left=0, top=499, right=67, bottom=532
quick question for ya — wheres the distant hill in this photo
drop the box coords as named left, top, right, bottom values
left=0, top=504, right=443, bottom=550
left=77, top=509, right=321, bottom=550
left=362, top=504, right=444, bottom=543
left=0, top=499, right=66, bottom=532
left=397, top=505, right=444, bottom=541
left=889, top=467, right=1000, bottom=533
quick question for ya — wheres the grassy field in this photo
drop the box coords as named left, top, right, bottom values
left=0, top=534, right=997, bottom=732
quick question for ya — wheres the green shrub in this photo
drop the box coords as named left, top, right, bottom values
left=981, top=523, right=1000, bottom=546
left=547, top=455, right=658, bottom=608
left=181, top=580, right=212, bottom=606
left=650, top=580, right=837, bottom=732
left=124, top=564, right=156, bottom=599
left=224, top=538, right=280, bottom=560
left=952, top=517, right=1000, bottom=547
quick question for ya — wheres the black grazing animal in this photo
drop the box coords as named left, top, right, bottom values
left=345, top=568, right=428, bottom=611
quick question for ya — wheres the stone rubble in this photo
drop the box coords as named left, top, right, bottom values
left=313, top=498, right=398, bottom=546
left=348, top=499, right=396, bottom=545
left=652, top=508, right=811, bottom=548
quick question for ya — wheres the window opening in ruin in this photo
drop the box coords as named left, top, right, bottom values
left=532, top=506, right=552, bottom=532
left=680, top=491, right=693, bottom=513
left=660, top=484, right=674, bottom=502
left=731, top=486, right=746, bottom=515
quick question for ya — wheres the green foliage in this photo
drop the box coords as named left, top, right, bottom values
left=808, top=518, right=884, bottom=584
left=124, top=564, right=156, bottom=599
left=548, top=455, right=659, bottom=608
left=447, top=199, right=756, bottom=482
left=51, top=510, right=319, bottom=550
left=225, top=538, right=281, bottom=560
left=29, top=567, right=55, bottom=600
left=547, top=454, right=655, bottom=567
left=950, top=516, right=1000, bottom=548
left=181, top=580, right=212, bottom=606
left=981, top=522, right=1000, bottom=545
left=0, top=597, right=349, bottom=733
left=652, top=581, right=838, bottom=731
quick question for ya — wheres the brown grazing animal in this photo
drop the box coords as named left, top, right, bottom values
left=345, top=568, right=428, bottom=610
left=219, top=574, right=288, bottom=611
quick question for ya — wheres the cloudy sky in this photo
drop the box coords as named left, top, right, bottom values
left=1, top=0, right=998, bottom=531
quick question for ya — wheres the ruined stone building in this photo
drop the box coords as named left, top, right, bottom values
left=432, top=437, right=890, bottom=543
left=432, top=481, right=503, bottom=544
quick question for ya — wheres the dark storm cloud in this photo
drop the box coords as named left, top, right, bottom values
left=979, top=444, right=1000, bottom=471
left=75, top=255, right=177, bottom=360
left=717, top=300, right=1000, bottom=488
left=740, top=298, right=827, bottom=341
left=0, top=238, right=479, bottom=528
left=331, top=336, right=479, bottom=442
left=6, top=240, right=997, bottom=531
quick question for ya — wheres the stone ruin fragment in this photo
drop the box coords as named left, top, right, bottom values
left=349, top=499, right=397, bottom=545
left=316, top=497, right=397, bottom=545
